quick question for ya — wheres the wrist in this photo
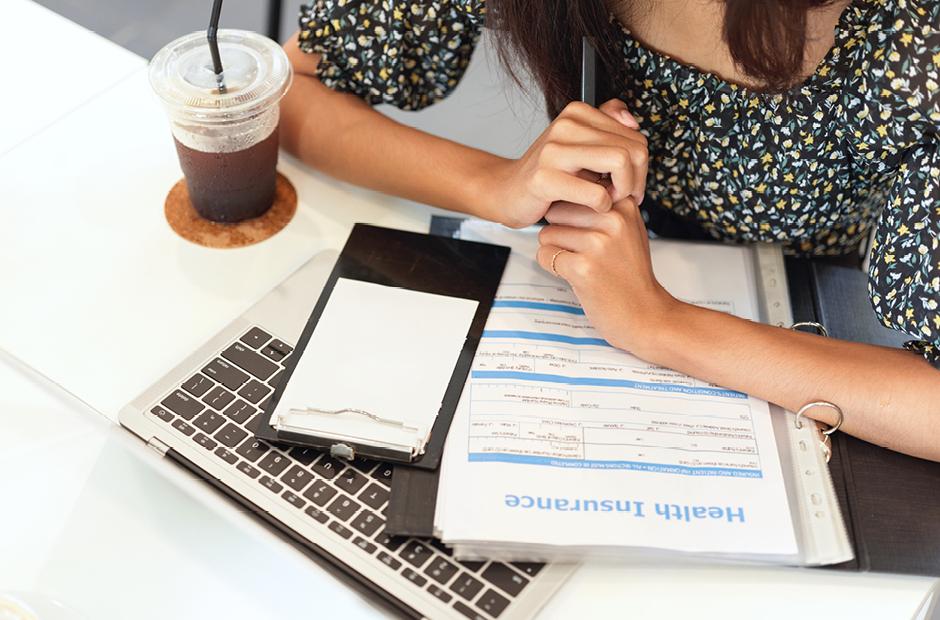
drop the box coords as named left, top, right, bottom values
left=623, top=293, right=695, bottom=365
left=460, top=154, right=515, bottom=225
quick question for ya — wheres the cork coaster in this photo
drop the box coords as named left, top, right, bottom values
left=164, top=172, right=297, bottom=249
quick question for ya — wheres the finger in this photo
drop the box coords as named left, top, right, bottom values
left=557, top=101, right=637, bottom=141
left=544, top=202, right=607, bottom=228
left=540, top=143, right=636, bottom=203
left=531, top=168, right=613, bottom=213
left=535, top=243, right=577, bottom=280
left=538, top=224, right=604, bottom=254
left=598, top=98, right=640, bottom=129
left=613, top=197, right=649, bottom=242
left=550, top=118, right=647, bottom=151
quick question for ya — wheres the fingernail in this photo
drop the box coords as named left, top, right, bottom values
left=620, top=110, right=639, bottom=128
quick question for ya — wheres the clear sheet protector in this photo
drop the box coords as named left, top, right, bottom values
left=271, top=278, right=479, bottom=455
left=434, top=220, right=851, bottom=565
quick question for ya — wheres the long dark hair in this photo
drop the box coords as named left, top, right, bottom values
left=488, top=0, right=834, bottom=117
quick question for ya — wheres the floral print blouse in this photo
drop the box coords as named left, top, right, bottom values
left=298, top=0, right=939, bottom=367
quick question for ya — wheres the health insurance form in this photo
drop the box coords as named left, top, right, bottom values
left=435, top=221, right=800, bottom=561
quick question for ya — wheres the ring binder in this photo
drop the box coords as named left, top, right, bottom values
left=795, top=401, right=845, bottom=464
left=791, top=321, right=830, bottom=337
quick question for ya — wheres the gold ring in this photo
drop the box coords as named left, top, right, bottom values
left=550, top=249, right=568, bottom=276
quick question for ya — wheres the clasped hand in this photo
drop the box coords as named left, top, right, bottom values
left=493, top=98, right=677, bottom=353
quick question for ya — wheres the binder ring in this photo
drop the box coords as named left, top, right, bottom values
left=791, top=321, right=829, bottom=337
left=794, top=401, right=844, bottom=436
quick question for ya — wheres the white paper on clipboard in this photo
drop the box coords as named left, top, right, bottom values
left=270, top=278, right=479, bottom=456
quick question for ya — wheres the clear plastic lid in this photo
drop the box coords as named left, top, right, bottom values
left=149, top=29, right=291, bottom=122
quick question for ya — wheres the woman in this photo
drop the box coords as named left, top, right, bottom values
left=279, top=0, right=940, bottom=460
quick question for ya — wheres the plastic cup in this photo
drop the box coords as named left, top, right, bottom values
left=149, top=30, right=292, bottom=223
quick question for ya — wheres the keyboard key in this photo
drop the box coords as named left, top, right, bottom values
left=353, top=536, right=377, bottom=554
left=359, top=483, right=390, bottom=510
left=236, top=438, right=269, bottom=463
left=457, top=560, right=486, bottom=573
left=376, top=532, right=406, bottom=552
left=215, top=423, right=248, bottom=448
left=453, top=601, right=486, bottom=620
left=476, top=589, right=510, bottom=618
left=305, top=505, right=328, bottom=524
left=202, top=358, right=249, bottom=391
left=328, top=521, right=353, bottom=539
left=326, top=496, right=361, bottom=522
left=402, top=567, right=427, bottom=588
left=150, top=406, right=174, bottom=423
left=236, top=461, right=260, bottom=479
left=237, top=379, right=270, bottom=404
left=449, top=573, right=484, bottom=601
left=302, top=482, right=337, bottom=507
left=282, top=490, right=306, bottom=509
left=509, top=562, right=544, bottom=578
left=429, top=539, right=453, bottom=556
left=269, top=339, right=293, bottom=356
left=258, top=395, right=273, bottom=411
left=371, top=463, right=394, bottom=484
left=260, top=345, right=285, bottom=362
left=423, top=557, right=459, bottom=585
left=181, top=373, right=213, bottom=397
left=335, top=468, right=368, bottom=494
left=171, top=419, right=195, bottom=436
left=288, top=446, right=320, bottom=466
left=350, top=458, right=378, bottom=474
left=310, top=456, right=343, bottom=480
left=258, top=451, right=290, bottom=477
left=194, top=410, right=225, bottom=434
left=240, top=327, right=271, bottom=349
left=350, top=510, right=383, bottom=537
left=480, top=564, right=527, bottom=597
left=222, top=399, right=254, bottom=424
left=202, top=386, right=235, bottom=411
left=281, top=465, right=314, bottom=492
left=215, top=447, right=238, bottom=465
left=399, top=541, right=432, bottom=568
left=427, top=584, right=453, bottom=604
left=162, top=390, right=202, bottom=420
left=221, top=342, right=278, bottom=381
left=193, top=433, right=218, bottom=451
left=259, top=475, right=283, bottom=494
left=267, top=368, right=286, bottom=388
left=377, top=551, right=402, bottom=571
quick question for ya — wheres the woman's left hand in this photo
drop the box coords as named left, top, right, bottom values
left=535, top=198, right=678, bottom=354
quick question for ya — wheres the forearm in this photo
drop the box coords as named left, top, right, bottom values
left=279, top=42, right=507, bottom=223
left=635, top=302, right=940, bottom=461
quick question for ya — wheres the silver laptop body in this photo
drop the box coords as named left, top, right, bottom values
left=119, top=250, right=573, bottom=619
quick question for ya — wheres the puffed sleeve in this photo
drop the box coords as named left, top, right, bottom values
left=859, top=1, right=940, bottom=367
left=297, top=0, right=486, bottom=111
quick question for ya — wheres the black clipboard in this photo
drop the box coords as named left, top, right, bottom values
left=251, top=223, right=508, bottom=470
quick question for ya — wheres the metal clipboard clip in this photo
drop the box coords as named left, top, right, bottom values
left=287, top=407, right=419, bottom=432
left=277, top=406, right=424, bottom=461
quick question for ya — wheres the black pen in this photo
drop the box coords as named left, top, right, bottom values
left=581, top=36, right=597, bottom=106
left=581, top=37, right=613, bottom=188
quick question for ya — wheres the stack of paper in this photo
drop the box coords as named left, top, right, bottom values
left=434, top=221, right=808, bottom=564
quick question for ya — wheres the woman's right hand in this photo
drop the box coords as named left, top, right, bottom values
left=488, top=99, right=649, bottom=229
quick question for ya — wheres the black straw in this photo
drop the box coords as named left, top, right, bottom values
left=207, top=0, right=226, bottom=93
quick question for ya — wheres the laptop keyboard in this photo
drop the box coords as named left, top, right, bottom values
left=148, top=326, right=544, bottom=619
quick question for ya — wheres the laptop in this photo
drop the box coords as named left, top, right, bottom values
left=118, top=250, right=573, bottom=620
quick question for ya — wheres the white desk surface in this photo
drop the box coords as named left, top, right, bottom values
left=0, top=3, right=936, bottom=619
left=0, top=0, right=144, bottom=157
